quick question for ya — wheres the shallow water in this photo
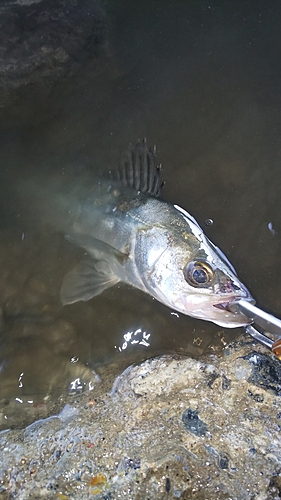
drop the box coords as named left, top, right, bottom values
left=0, top=0, right=281, bottom=427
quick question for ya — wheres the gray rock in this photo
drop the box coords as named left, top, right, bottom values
left=0, top=0, right=106, bottom=125
left=1, top=339, right=281, bottom=499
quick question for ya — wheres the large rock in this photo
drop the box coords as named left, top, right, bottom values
left=1, top=340, right=281, bottom=499
left=0, top=0, right=106, bottom=126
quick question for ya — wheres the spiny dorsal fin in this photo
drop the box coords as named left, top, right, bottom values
left=114, top=139, right=164, bottom=197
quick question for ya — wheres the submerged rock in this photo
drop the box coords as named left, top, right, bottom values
left=0, top=0, right=106, bottom=126
left=0, top=339, right=281, bottom=498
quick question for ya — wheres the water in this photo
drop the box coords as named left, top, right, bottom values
left=0, top=0, right=281, bottom=427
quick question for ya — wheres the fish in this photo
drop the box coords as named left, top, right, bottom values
left=60, top=140, right=253, bottom=328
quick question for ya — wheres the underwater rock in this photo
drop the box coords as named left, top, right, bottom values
left=0, top=0, right=106, bottom=126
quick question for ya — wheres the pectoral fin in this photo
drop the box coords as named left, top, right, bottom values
left=60, top=259, right=120, bottom=305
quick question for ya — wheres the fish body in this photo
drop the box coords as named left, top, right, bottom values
left=60, top=141, right=253, bottom=328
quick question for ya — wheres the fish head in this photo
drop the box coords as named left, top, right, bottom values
left=135, top=204, right=254, bottom=328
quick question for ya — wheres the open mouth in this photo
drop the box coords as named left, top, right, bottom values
left=213, top=295, right=239, bottom=312
left=213, top=301, right=233, bottom=311
left=213, top=296, right=255, bottom=311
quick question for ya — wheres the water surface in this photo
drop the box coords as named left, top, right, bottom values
left=0, top=0, right=280, bottom=427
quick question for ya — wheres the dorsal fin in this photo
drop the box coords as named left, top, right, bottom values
left=113, top=139, right=164, bottom=197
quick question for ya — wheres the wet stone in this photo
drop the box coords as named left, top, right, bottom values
left=218, top=453, right=229, bottom=470
left=248, top=389, right=265, bottom=403
left=268, top=473, right=281, bottom=497
left=206, top=371, right=220, bottom=388
left=243, top=351, right=281, bottom=395
left=165, top=476, right=171, bottom=492
left=221, top=374, right=231, bottom=390
left=126, top=457, right=141, bottom=471
left=1, top=341, right=281, bottom=499
left=0, top=0, right=106, bottom=126
left=182, top=408, right=208, bottom=437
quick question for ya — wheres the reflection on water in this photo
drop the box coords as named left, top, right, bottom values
left=1, top=0, right=281, bottom=428
left=118, top=328, right=151, bottom=352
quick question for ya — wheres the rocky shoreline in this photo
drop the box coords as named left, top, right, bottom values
left=1, top=338, right=281, bottom=499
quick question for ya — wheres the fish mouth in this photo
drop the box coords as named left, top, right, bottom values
left=213, top=299, right=237, bottom=311
left=213, top=296, right=255, bottom=315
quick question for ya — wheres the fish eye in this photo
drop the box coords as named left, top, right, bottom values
left=184, top=261, right=214, bottom=286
